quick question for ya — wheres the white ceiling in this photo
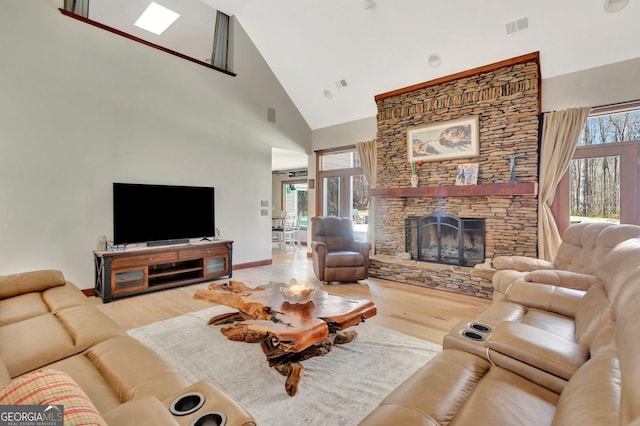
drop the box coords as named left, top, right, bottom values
left=233, top=0, right=640, bottom=130
left=89, top=0, right=640, bottom=167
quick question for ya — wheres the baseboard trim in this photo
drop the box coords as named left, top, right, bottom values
left=233, top=259, right=272, bottom=270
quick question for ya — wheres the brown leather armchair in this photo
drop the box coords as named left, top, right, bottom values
left=311, top=216, right=371, bottom=283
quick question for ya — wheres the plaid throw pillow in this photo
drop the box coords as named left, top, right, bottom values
left=0, top=369, right=107, bottom=426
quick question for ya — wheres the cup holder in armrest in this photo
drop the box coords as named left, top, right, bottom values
left=190, top=411, right=227, bottom=426
left=469, top=322, right=492, bottom=333
left=461, top=330, right=485, bottom=341
left=169, top=392, right=205, bottom=416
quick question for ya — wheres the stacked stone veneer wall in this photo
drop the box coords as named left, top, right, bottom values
left=371, top=59, right=540, bottom=299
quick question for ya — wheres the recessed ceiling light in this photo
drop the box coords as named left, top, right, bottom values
left=134, top=2, right=180, bottom=35
left=428, top=54, right=442, bottom=68
left=363, top=0, right=376, bottom=10
left=604, top=0, right=630, bottom=12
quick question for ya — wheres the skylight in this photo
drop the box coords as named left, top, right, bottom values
left=134, top=2, right=180, bottom=35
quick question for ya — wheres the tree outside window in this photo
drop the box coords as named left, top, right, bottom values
left=556, top=105, right=640, bottom=231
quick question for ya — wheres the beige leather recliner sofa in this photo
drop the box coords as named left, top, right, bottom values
left=0, top=270, right=255, bottom=426
left=492, top=222, right=640, bottom=300
left=360, top=235, right=640, bottom=425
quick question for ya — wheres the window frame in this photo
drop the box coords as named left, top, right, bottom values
left=552, top=133, right=640, bottom=234
left=315, top=146, right=365, bottom=217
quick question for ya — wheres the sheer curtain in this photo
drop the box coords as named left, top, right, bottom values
left=356, top=140, right=377, bottom=252
left=538, top=107, right=591, bottom=260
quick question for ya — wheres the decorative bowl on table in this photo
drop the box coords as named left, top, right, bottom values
left=278, top=279, right=318, bottom=304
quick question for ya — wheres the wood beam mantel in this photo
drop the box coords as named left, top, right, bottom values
left=369, top=182, right=538, bottom=198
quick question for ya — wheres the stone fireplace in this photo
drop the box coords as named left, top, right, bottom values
left=368, top=53, right=541, bottom=299
left=405, top=213, right=485, bottom=267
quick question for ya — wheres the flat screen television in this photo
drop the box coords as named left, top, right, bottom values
left=113, top=183, right=215, bottom=246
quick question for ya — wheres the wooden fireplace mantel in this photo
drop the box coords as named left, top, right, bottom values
left=369, top=182, right=538, bottom=198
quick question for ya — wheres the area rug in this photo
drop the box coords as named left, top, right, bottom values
left=128, top=305, right=441, bottom=426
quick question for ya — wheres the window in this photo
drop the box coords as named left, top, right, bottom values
left=283, top=181, right=308, bottom=227
left=320, top=150, right=359, bottom=170
left=554, top=102, right=640, bottom=232
left=317, top=147, right=369, bottom=241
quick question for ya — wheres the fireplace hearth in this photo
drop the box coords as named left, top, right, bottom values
left=405, top=213, right=485, bottom=266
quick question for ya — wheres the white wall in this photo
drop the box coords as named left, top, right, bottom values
left=542, top=57, right=640, bottom=112
left=0, top=1, right=311, bottom=288
left=311, top=116, right=377, bottom=151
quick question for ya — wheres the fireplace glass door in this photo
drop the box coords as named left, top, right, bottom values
left=405, top=213, right=485, bottom=266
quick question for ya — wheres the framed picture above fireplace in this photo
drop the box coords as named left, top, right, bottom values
left=407, top=116, right=479, bottom=162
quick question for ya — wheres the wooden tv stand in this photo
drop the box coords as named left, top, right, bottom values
left=94, top=240, right=232, bottom=303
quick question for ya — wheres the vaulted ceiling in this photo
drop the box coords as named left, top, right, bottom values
left=89, top=0, right=640, bottom=132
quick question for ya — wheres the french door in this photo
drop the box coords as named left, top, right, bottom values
left=316, top=148, right=369, bottom=241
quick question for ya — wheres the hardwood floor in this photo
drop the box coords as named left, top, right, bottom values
left=91, top=250, right=491, bottom=345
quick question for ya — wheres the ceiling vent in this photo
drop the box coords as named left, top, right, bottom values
left=335, top=79, right=348, bottom=89
left=505, top=17, right=529, bottom=35
left=288, top=169, right=308, bottom=178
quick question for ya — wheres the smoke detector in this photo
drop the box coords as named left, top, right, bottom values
left=604, top=0, right=630, bottom=12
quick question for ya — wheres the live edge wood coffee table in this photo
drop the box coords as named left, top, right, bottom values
left=194, top=281, right=377, bottom=396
